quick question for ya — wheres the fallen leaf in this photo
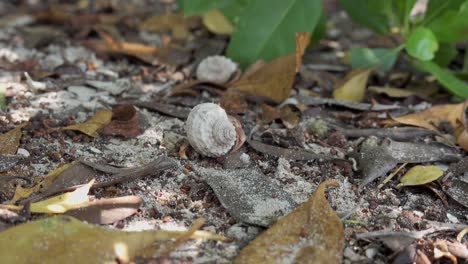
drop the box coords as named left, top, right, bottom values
left=261, top=104, right=300, bottom=129
left=99, top=104, right=141, bottom=138
left=0, top=123, right=27, bottom=155
left=234, top=180, right=344, bottom=263
left=248, top=139, right=336, bottom=161
left=333, top=68, right=373, bottom=102
left=202, top=9, right=234, bottom=35
left=0, top=216, right=224, bottom=263
left=66, top=196, right=142, bottom=224
left=63, top=109, right=113, bottom=137
left=169, top=79, right=226, bottom=97
left=368, top=86, right=438, bottom=98
left=398, top=165, right=444, bottom=187
left=219, top=88, right=248, bottom=114
left=9, top=162, right=76, bottom=204
left=231, top=32, right=311, bottom=103
left=3, top=180, right=93, bottom=213
left=140, top=13, right=200, bottom=40
left=391, top=102, right=465, bottom=131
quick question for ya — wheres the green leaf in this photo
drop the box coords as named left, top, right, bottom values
left=398, top=165, right=444, bottom=187
left=339, top=0, right=391, bottom=34
left=178, top=0, right=233, bottom=16
left=414, top=60, right=468, bottom=98
left=405, top=27, right=439, bottom=61
left=227, top=0, right=322, bottom=68
left=425, top=0, right=466, bottom=22
left=351, top=47, right=400, bottom=71
left=428, top=2, right=468, bottom=42
left=0, top=84, right=5, bottom=110
left=433, top=43, right=458, bottom=67
left=392, top=0, right=417, bottom=29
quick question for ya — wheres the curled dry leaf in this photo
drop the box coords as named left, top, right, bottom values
left=397, top=165, right=444, bottom=187
left=390, top=102, right=465, bottom=131
left=2, top=180, right=94, bottom=214
left=333, top=68, right=373, bottom=103
left=99, top=104, right=141, bottom=138
left=0, top=216, right=225, bottom=264
left=63, top=109, right=113, bottom=137
left=234, top=180, right=344, bottom=264
left=66, top=195, right=142, bottom=224
left=231, top=32, right=311, bottom=103
left=0, top=123, right=27, bottom=155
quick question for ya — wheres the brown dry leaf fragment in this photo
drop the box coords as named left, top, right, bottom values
left=333, top=68, right=373, bottom=102
left=202, top=10, right=234, bottom=35
left=231, top=32, right=311, bottom=103
left=0, top=216, right=224, bottom=264
left=260, top=104, right=300, bottom=129
left=0, top=123, right=27, bottom=155
left=220, top=89, right=248, bottom=114
left=170, top=79, right=226, bottom=97
left=234, top=180, right=344, bottom=264
left=135, top=101, right=191, bottom=119
left=140, top=13, right=200, bottom=40
left=391, top=102, right=465, bottom=131
left=9, top=162, right=76, bottom=204
left=66, top=195, right=142, bottom=224
left=99, top=104, right=141, bottom=138
left=63, top=109, right=112, bottom=137
left=368, top=86, right=438, bottom=98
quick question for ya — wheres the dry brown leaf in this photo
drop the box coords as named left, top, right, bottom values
left=63, top=109, right=113, bottom=137
left=231, top=32, right=311, bottom=103
left=333, top=68, right=373, bottom=102
left=261, top=104, right=299, bottom=129
left=66, top=196, right=142, bottom=224
left=391, top=102, right=466, bottom=131
left=170, top=79, right=226, bottom=97
left=140, top=13, right=200, bottom=40
left=0, top=123, right=27, bottom=155
left=234, top=180, right=344, bottom=264
left=99, top=104, right=141, bottom=138
left=220, top=89, right=248, bottom=114
left=368, top=86, right=438, bottom=98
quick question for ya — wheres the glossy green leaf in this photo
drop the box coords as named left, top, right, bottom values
left=351, top=47, right=400, bottom=72
left=433, top=43, right=458, bottom=67
left=177, top=0, right=233, bottom=16
left=398, top=165, right=444, bottom=187
left=428, top=3, right=468, bottom=42
left=424, top=0, right=466, bottom=23
left=414, top=60, right=468, bottom=98
left=227, top=0, right=322, bottom=68
left=392, top=0, right=417, bottom=28
left=405, top=27, right=439, bottom=61
left=339, top=0, right=391, bottom=34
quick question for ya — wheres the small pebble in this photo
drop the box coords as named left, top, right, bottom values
left=365, top=248, right=377, bottom=259
left=16, top=148, right=30, bottom=157
left=240, top=153, right=250, bottom=165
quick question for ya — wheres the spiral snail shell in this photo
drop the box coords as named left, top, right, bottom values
left=196, top=55, right=237, bottom=85
left=186, top=103, right=243, bottom=157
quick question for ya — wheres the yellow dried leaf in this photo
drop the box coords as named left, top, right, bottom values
left=140, top=13, right=199, bottom=39
left=391, top=102, right=465, bottom=131
left=333, top=68, right=372, bottom=102
left=0, top=216, right=224, bottom=264
left=3, top=180, right=93, bottom=213
left=368, top=86, right=438, bottom=98
left=398, top=165, right=444, bottom=187
left=234, top=180, right=344, bottom=264
left=63, top=109, right=112, bottom=137
left=9, top=162, right=74, bottom=204
left=0, top=123, right=27, bottom=155
left=231, top=32, right=311, bottom=103
left=202, top=9, right=234, bottom=35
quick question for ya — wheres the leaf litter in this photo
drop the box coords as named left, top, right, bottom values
left=0, top=1, right=466, bottom=263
